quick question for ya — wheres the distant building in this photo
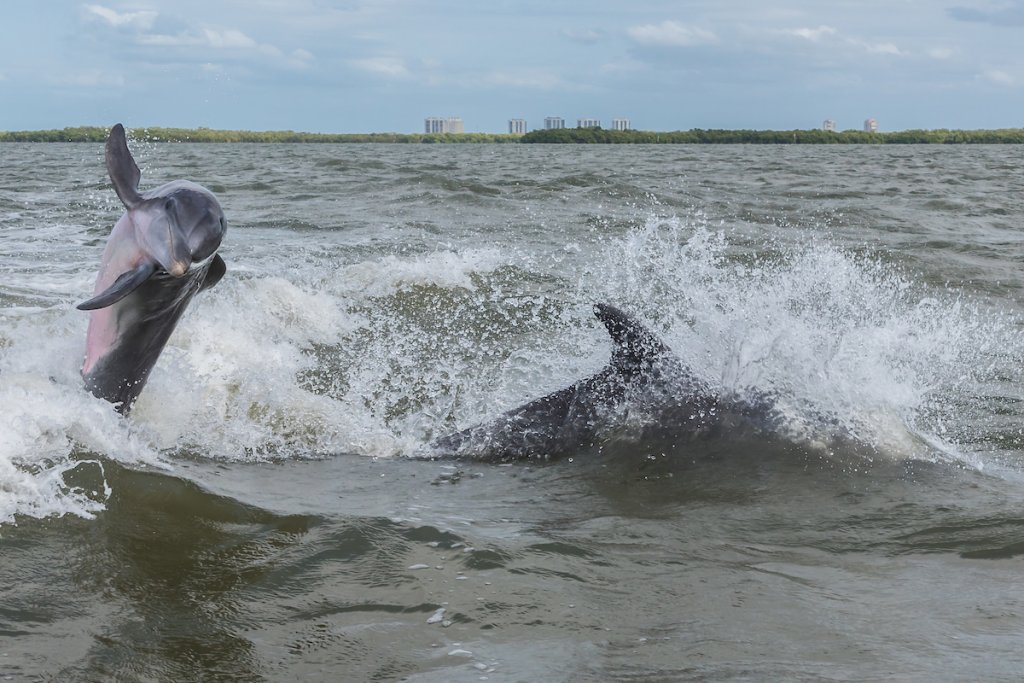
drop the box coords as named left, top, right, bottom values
left=446, top=116, right=464, bottom=134
left=577, top=117, right=601, bottom=128
left=508, top=118, right=527, bottom=135
left=864, top=118, right=878, bottom=133
left=611, top=118, right=631, bottom=131
left=822, top=119, right=836, bottom=132
left=424, top=116, right=464, bottom=134
left=544, top=116, right=565, bottom=130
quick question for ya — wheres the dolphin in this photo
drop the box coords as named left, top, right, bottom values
left=78, top=123, right=227, bottom=413
left=424, top=303, right=772, bottom=462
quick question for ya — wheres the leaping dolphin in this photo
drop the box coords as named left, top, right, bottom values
left=424, top=304, right=773, bottom=462
left=79, top=124, right=227, bottom=413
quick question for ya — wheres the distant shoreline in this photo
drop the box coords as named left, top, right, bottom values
left=3, top=126, right=1024, bottom=144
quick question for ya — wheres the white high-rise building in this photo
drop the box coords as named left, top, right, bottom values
left=509, top=119, right=527, bottom=134
left=544, top=116, right=565, bottom=129
left=823, top=119, right=836, bottom=132
left=424, top=116, right=465, bottom=134
left=577, top=117, right=601, bottom=128
left=864, top=118, right=878, bottom=133
left=611, top=118, right=631, bottom=131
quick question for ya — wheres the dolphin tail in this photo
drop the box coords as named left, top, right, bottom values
left=76, top=262, right=156, bottom=310
left=105, top=124, right=144, bottom=209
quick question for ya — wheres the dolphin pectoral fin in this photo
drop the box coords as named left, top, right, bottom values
left=199, top=254, right=226, bottom=292
left=76, top=262, right=156, bottom=310
left=105, top=124, right=144, bottom=209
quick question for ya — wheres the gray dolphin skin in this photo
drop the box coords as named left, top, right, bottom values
left=79, top=123, right=227, bottom=413
left=426, top=303, right=771, bottom=462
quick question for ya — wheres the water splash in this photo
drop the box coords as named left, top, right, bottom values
left=2, top=208, right=1021, bottom=522
left=580, top=216, right=1023, bottom=465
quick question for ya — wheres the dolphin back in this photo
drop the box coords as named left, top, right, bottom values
left=424, top=303, right=688, bottom=462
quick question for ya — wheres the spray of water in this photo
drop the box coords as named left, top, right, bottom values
left=2, top=211, right=1021, bottom=522
left=580, top=217, right=1023, bottom=464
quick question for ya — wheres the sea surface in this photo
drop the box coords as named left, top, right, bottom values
left=2, top=141, right=1024, bottom=681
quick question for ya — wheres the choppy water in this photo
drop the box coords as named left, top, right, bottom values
left=3, top=141, right=1024, bottom=681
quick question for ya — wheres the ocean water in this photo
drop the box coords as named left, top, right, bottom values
left=2, top=141, right=1024, bottom=681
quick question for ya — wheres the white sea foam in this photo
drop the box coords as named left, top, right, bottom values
left=332, top=248, right=506, bottom=298
left=0, top=308, right=164, bottom=523
left=2, top=207, right=1019, bottom=522
left=583, top=217, right=1021, bottom=464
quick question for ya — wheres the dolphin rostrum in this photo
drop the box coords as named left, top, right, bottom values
left=79, top=123, right=227, bottom=413
left=425, top=303, right=768, bottom=462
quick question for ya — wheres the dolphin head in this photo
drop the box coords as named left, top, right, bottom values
left=132, top=181, right=226, bottom=278
left=78, top=126, right=227, bottom=311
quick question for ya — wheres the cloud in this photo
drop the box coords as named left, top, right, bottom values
left=483, top=69, right=567, bottom=89
left=58, top=69, right=126, bottom=88
left=349, top=57, right=410, bottom=79
left=949, top=2, right=1024, bottom=26
left=786, top=25, right=838, bottom=42
left=80, top=4, right=313, bottom=69
left=980, top=68, right=1016, bottom=85
left=600, top=58, right=647, bottom=76
left=927, top=47, right=959, bottom=60
left=778, top=25, right=908, bottom=58
left=136, top=27, right=257, bottom=49
left=856, top=40, right=906, bottom=56
left=561, top=28, right=605, bottom=45
left=627, top=20, right=717, bottom=47
left=83, top=4, right=157, bottom=31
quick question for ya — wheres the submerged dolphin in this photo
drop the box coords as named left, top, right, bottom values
left=426, top=304, right=772, bottom=462
left=79, top=123, right=227, bottom=413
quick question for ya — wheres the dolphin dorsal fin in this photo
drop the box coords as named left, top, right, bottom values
left=593, top=303, right=671, bottom=372
left=105, top=124, right=144, bottom=209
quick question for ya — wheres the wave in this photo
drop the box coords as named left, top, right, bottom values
left=2, top=210, right=1022, bottom=523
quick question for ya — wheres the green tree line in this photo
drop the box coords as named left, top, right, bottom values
left=3, top=125, right=1024, bottom=144
left=520, top=127, right=1024, bottom=144
left=0, top=127, right=523, bottom=143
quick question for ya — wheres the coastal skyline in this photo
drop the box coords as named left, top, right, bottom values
left=1, top=1, right=1023, bottom=133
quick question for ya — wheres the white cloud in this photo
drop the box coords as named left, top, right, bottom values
left=484, top=69, right=566, bottom=89
left=927, top=47, right=958, bottom=60
left=627, top=21, right=717, bottom=47
left=202, top=28, right=258, bottom=49
left=59, top=70, right=126, bottom=88
left=81, top=7, right=313, bottom=69
left=83, top=4, right=157, bottom=31
left=561, top=28, right=605, bottom=45
left=859, top=41, right=905, bottom=56
left=980, top=69, right=1016, bottom=86
left=786, top=25, right=837, bottom=42
left=777, top=25, right=906, bottom=58
left=136, top=28, right=260, bottom=50
left=350, top=57, right=410, bottom=79
left=600, top=58, right=647, bottom=76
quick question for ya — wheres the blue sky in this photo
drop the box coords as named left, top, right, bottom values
left=1, top=1, right=1023, bottom=132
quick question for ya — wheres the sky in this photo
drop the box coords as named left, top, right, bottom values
left=1, top=1, right=1023, bottom=133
